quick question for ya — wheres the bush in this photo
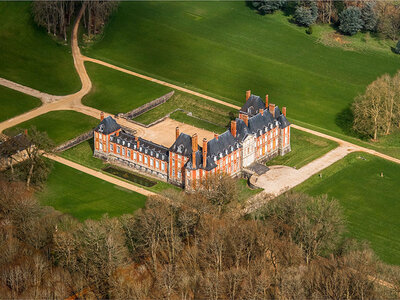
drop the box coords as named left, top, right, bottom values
left=394, top=41, right=400, bottom=54
left=306, top=26, right=313, bottom=35
left=294, top=2, right=318, bottom=27
left=339, top=6, right=364, bottom=36
left=252, top=0, right=285, bottom=14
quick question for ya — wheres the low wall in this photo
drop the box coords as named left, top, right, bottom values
left=123, top=91, right=175, bottom=120
left=54, top=130, right=93, bottom=152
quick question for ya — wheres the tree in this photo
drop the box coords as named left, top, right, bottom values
left=361, top=1, right=377, bottom=32
left=394, top=40, right=400, bottom=54
left=339, top=6, right=364, bottom=36
left=375, top=2, right=400, bottom=40
left=252, top=0, right=285, bottom=15
left=294, top=2, right=318, bottom=27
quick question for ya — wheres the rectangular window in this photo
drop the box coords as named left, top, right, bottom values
left=144, top=156, right=148, bottom=164
left=127, top=150, right=131, bottom=157
left=99, top=133, right=102, bottom=140
left=178, top=171, right=181, bottom=179
left=133, top=152, right=137, bottom=160
left=117, top=146, right=120, bottom=154
left=139, top=154, right=142, bottom=162
left=178, top=161, right=181, bottom=168
left=99, top=143, right=103, bottom=151
left=156, top=160, right=159, bottom=169
left=161, top=162, right=165, bottom=171
left=122, top=148, right=125, bottom=156
left=150, top=158, right=154, bottom=167
left=110, top=144, right=113, bottom=151
left=172, top=170, right=175, bottom=177
left=172, top=159, right=175, bottom=167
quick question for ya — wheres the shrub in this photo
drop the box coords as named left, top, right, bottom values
left=306, top=26, right=313, bottom=35
left=252, top=0, right=285, bottom=14
left=394, top=41, right=400, bottom=54
left=339, top=6, right=364, bottom=36
left=294, top=2, right=318, bottom=27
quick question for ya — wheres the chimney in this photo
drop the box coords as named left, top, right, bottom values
left=24, top=129, right=28, bottom=136
left=246, top=90, right=251, bottom=101
left=230, top=120, right=237, bottom=137
left=269, top=104, right=276, bottom=118
left=116, top=130, right=119, bottom=137
left=100, top=112, right=104, bottom=121
left=214, top=133, right=219, bottom=140
left=265, top=94, right=269, bottom=107
left=259, top=109, right=264, bottom=116
left=192, top=134, right=198, bottom=167
left=282, top=107, right=287, bottom=117
left=135, top=136, right=139, bottom=148
left=175, top=127, right=180, bottom=140
left=202, top=138, right=207, bottom=167
left=243, top=114, right=249, bottom=126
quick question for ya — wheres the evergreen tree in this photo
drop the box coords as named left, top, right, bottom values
left=294, top=2, right=318, bottom=27
left=252, top=0, right=285, bottom=14
left=361, top=1, right=377, bottom=32
left=394, top=41, right=400, bottom=54
left=339, top=6, right=364, bottom=36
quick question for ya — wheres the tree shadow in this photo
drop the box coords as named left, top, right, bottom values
left=335, top=105, right=354, bottom=136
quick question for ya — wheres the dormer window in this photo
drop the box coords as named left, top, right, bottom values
left=128, top=143, right=130, bottom=147
left=230, top=146, right=233, bottom=152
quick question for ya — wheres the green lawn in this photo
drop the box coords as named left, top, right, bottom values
left=238, top=178, right=263, bottom=202
left=38, top=161, right=146, bottom=221
left=82, top=62, right=172, bottom=114
left=60, top=139, right=180, bottom=194
left=134, top=92, right=235, bottom=129
left=84, top=1, right=400, bottom=137
left=0, top=2, right=80, bottom=94
left=267, top=128, right=338, bottom=169
left=3, top=111, right=99, bottom=145
left=296, top=152, right=400, bottom=265
left=0, top=86, right=42, bottom=122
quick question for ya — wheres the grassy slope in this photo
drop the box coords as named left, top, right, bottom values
left=84, top=1, right=400, bottom=136
left=0, top=2, right=80, bottom=94
left=0, top=86, right=42, bottom=122
left=296, top=152, right=400, bottom=265
left=59, top=140, right=179, bottom=194
left=267, top=128, right=338, bottom=169
left=38, top=161, right=146, bottom=221
left=169, top=110, right=226, bottom=134
left=4, top=111, right=99, bottom=145
left=82, top=62, right=172, bottom=114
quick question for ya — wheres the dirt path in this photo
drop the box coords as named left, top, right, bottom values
left=46, top=154, right=156, bottom=197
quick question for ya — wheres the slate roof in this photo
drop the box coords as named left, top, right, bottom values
left=110, top=131, right=169, bottom=162
left=95, top=116, right=121, bottom=135
left=169, top=133, right=202, bottom=157
left=240, top=94, right=266, bottom=117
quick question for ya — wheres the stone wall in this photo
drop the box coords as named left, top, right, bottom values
left=54, top=130, right=93, bottom=152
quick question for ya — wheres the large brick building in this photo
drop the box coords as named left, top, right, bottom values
left=93, top=91, right=291, bottom=189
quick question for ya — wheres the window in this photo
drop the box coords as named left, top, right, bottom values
left=110, top=144, right=113, bottom=151
left=259, top=148, right=262, bottom=156
left=161, top=162, right=165, bottom=171
left=150, top=158, right=154, bottom=167
left=178, top=161, right=181, bottom=168
left=178, top=171, right=181, bottom=179
left=187, top=170, right=191, bottom=177
left=139, top=154, right=142, bottom=162
left=117, top=146, right=120, bottom=154
left=122, top=148, right=125, bottom=156
left=99, top=143, right=103, bottom=150
left=133, top=152, right=137, bottom=160
left=156, top=160, right=159, bottom=169
left=172, top=159, right=175, bottom=167
left=172, top=170, right=175, bottom=177
left=99, top=133, right=102, bottom=140
left=127, top=150, right=131, bottom=157
left=144, top=156, right=148, bottom=164
left=285, top=135, right=288, bottom=144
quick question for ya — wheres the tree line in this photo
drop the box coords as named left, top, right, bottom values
left=251, top=0, right=400, bottom=39
left=0, top=172, right=399, bottom=298
left=32, top=0, right=118, bottom=41
left=352, top=72, right=400, bottom=141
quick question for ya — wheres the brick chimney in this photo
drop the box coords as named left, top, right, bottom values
left=259, top=109, right=264, bottom=116
left=135, top=136, right=139, bottom=148
left=192, top=134, right=198, bottom=167
left=282, top=107, right=287, bottom=117
left=265, top=94, right=269, bottom=107
left=100, top=111, right=104, bottom=121
left=203, top=138, right=207, bottom=167
left=24, top=129, right=28, bottom=136
left=269, top=104, right=276, bottom=118
left=176, top=127, right=180, bottom=140
left=246, top=90, right=251, bottom=101
left=214, top=133, right=219, bottom=140
left=230, top=120, right=237, bottom=137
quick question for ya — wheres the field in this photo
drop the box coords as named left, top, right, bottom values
left=134, top=92, right=235, bottom=130
left=38, top=161, right=146, bottom=221
left=0, top=2, right=80, bottom=94
left=4, top=111, right=99, bottom=145
left=267, top=128, right=338, bottom=169
left=82, top=62, right=172, bottom=114
left=0, top=86, right=42, bottom=122
left=84, top=1, right=400, bottom=137
left=296, top=152, right=400, bottom=265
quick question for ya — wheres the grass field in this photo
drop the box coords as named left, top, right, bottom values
left=38, top=161, right=146, bottom=221
left=134, top=92, right=235, bottom=129
left=84, top=1, right=400, bottom=137
left=4, top=111, right=99, bottom=145
left=0, top=2, right=80, bottom=94
left=296, top=152, right=400, bottom=265
left=60, top=140, right=180, bottom=194
left=82, top=62, right=172, bottom=114
left=0, top=86, right=42, bottom=122
left=267, top=128, right=338, bottom=169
